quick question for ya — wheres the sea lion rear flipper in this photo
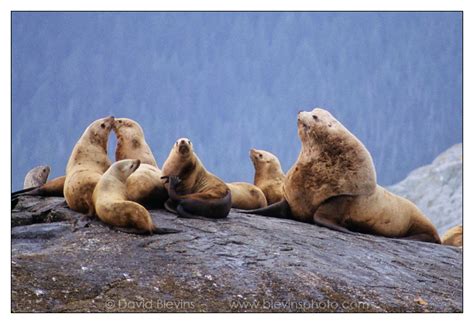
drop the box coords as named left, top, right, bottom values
left=152, top=227, right=182, bottom=235
left=240, top=199, right=292, bottom=219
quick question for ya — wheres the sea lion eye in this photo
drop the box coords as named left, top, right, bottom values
left=118, top=120, right=122, bottom=123
left=312, top=115, right=318, bottom=121
left=259, top=154, right=263, bottom=158
left=100, top=123, right=106, bottom=129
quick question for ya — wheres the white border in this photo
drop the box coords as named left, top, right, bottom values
left=1, top=0, right=470, bottom=323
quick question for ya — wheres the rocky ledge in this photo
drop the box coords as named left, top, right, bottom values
left=11, top=196, right=462, bottom=313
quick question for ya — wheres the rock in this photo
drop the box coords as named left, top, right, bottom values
left=11, top=195, right=461, bottom=312
left=389, top=143, right=462, bottom=235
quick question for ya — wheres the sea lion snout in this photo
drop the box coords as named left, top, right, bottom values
left=176, top=138, right=192, bottom=154
left=179, top=145, right=190, bottom=154
left=100, top=116, right=115, bottom=130
left=132, top=159, right=141, bottom=172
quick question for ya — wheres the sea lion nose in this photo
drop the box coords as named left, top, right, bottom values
left=180, top=139, right=187, bottom=145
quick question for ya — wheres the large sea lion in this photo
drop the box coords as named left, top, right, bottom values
left=161, top=138, right=232, bottom=219
left=227, top=182, right=267, bottom=210
left=249, top=149, right=285, bottom=204
left=92, top=159, right=179, bottom=235
left=442, top=225, right=462, bottom=247
left=113, top=118, right=168, bottom=207
left=63, top=116, right=115, bottom=215
left=244, top=108, right=440, bottom=243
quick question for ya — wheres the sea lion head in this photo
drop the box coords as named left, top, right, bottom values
left=174, top=137, right=193, bottom=156
left=249, top=148, right=281, bottom=170
left=24, top=165, right=51, bottom=188
left=34, top=165, right=51, bottom=178
left=111, top=159, right=141, bottom=182
left=297, top=108, right=340, bottom=145
left=86, top=116, right=115, bottom=148
left=113, top=118, right=145, bottom=139
left=113, top=118, right=148, bottom=159
left=161, top=138, right=196, bottom=181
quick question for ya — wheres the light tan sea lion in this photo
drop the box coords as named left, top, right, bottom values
left=227, top=182, right=267, bottom=210
left=161, top=138, right=231, bottom=219
left=113, top=118, right=167, bottom=207
left=442, top=225, right=462, bottom=247
left=249, top=149, right=285, bottom=204
left=63, top=116, right=115, bottom=215
left=92, top=159, right=179, bottom=235
left=244, top=108, right=440, bottom=243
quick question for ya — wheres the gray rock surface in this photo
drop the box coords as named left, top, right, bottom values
left=389, top=143, right=462, bottom=235
left=11, top=196, right=462, bottom=313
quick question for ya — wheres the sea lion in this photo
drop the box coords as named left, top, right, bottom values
left=244, top=108, right=440, bottom=243
left=249, top=149, right=285, bottom=204
left=227, top=182, right=267, bottom=210
left=63, top=116, right=115, bottom=215
left=442, top=225, right=462, bottom=247
left=113, top=118, right=168, bottom=207
left=161, top=138, right=231, bottom=219
left=23, top=165, right=50, bottom=189
left=92, top=159, right=179, bottom=235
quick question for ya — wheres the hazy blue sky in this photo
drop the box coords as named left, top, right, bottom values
left=12, top=12, right=462, bottom=190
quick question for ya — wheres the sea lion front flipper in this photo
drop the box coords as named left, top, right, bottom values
left=312, top=209, right=353, bottom=234
left=164, top=199, right=178, bottom=214
left=240, top=199, right=292, bottom=219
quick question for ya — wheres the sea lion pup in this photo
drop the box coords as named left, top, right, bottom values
left=244, top=108, right=440, bottom=243
left=161, top=138, right=232, bottom=219
left=92, top=159, right=179, bottom=235
left=226, top=182, right=267, bottom=210
left=442, top=225, right=462, bottom=247
left=24, top=165, right=50, bottom=189
left=113, top=118, right=168, bottom=207
left=249, top=149, right=285, bottom=204
left=63, top=116, right=115, bottom=215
